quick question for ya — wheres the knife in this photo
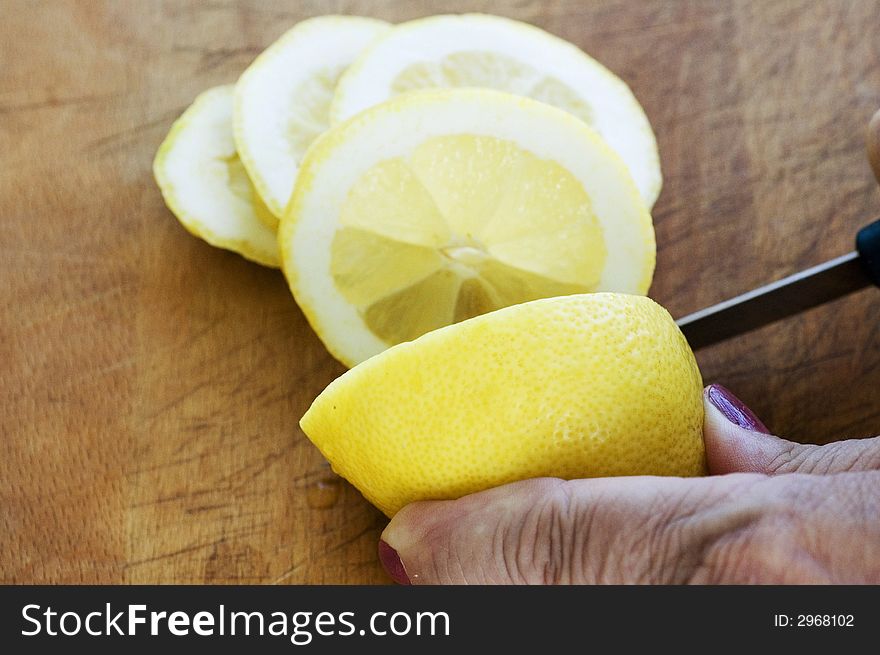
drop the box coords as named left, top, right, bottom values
left=676, top=110, right=880, bottom=350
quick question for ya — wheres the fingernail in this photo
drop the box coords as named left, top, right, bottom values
left=378, top=540, right=411, bottom=585
left=706, top=384, right=770, bottom=434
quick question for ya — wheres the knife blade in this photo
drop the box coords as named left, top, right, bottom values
left=676, top=218, right=880, bottom=349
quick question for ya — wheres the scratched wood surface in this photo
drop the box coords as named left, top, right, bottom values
left=2, top=0, right=879, bottom=584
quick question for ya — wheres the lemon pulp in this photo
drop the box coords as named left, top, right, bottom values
left=329, top=134, right=607, bottom=345
left=392, top=51, right=594, bottom=126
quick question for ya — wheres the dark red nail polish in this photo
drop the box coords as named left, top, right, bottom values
left=378, top=540, right=411, bottom=585
left=706, top=384, right=770, bottom=434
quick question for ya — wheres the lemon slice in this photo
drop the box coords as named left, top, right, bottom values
left=153, top=85, right=280, bottom=268
left=234, top=16, right=390, bottom=229
left=281, top=89, right=655, bottom=367
left=330, top=14, right=661, bottom=208
left=301, top=293, right=705, bottom=517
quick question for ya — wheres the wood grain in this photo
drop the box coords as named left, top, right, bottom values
left=2, top=0, right=879, bottom=584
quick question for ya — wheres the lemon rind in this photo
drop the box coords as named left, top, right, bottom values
left=300, top=293, right=703, bottom=516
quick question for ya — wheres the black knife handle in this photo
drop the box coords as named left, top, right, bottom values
left=857, top=218, right=880, bottom=287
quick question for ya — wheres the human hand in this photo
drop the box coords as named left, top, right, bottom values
left=377, top=385, right=880, bottom=584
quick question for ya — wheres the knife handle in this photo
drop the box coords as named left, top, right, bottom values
left=869, top=109, right=880, bottom=186
left=863, top=112, right=880, bottom=286
left=857, top=219, right=880, bottom=287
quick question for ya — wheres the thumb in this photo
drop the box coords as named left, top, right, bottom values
left=703, top=384, right=880, bottom=475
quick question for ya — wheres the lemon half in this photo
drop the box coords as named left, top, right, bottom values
left=280, top=89, right=655, bottom=367
left=234, top=15, right=390, bottom=228
left=331, top=14, right=662, bottom=207
left=301, top=293, right=706, bottom=517
left=153, top=85, right=280, bottom=268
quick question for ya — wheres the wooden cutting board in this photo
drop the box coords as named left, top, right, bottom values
left=2, top=0, right=879, bottom=584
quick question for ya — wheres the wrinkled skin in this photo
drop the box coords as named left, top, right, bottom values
left=380, top=386, right=880, bottom=584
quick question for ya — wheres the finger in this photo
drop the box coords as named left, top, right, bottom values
left=379, top=474, right=757, bottom=585
left=703, top=384, right=880, bottom=475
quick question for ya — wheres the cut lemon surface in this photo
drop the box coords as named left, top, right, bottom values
left=330, top=14, right=662, bottom=207
left=301, top=293, right=706, bottom=517
left=280, top=89, right=655, bottom=367
left=234, top=16, right=390, bottom=229
left=153, top=85, right=280, bottom=268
